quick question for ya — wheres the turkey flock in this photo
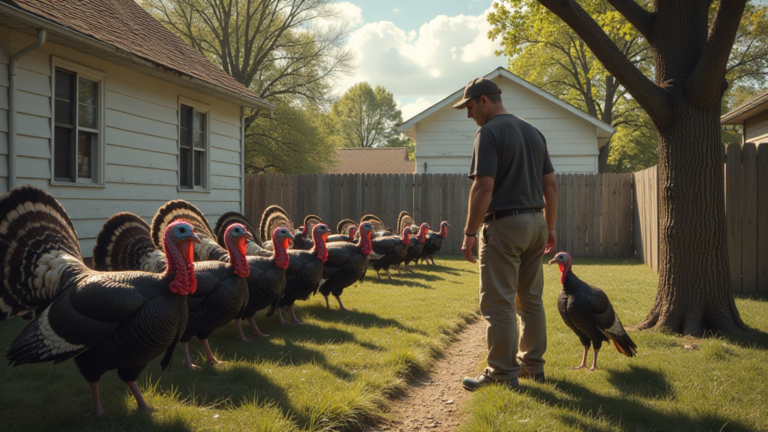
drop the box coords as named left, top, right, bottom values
left=0, top=185, right=450, bottom=416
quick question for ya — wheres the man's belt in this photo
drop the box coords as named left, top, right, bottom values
left=483, top=208, right=543, bottom=223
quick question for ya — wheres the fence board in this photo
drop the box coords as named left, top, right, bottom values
left=573, top=174, right=583, bottom=257
left=726, top=143, right=743, bottom=293
left=757, top=143, right=768, bottom=296
left=622, top=174, right=634, bottom=257
left=742, top=143, right=758, bottom=295
left=600, top=174, right=610, bottom=258
left=565, top=174, right=574, bottom=255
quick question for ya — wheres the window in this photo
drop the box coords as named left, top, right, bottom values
left=179, top=102, right=208, bottom=190
left=51, top=59, right=104, bottom=185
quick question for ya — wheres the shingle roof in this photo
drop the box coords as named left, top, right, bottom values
left=329, top=148, right=415, bottom=174
left=2, top=0, right=269, bottom=108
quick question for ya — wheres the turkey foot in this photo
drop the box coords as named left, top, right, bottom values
left=375, top=270, right=382, bottom=281
left=86, top=381, right=106, bottom=417
left=385, top=268, right=393, bottom=280
left=587, top=349, right=599, bottom=372
left=247, top=317, right=269, bottom=337
left=126, top=381, right=154, bottom=413
left=234, top=318, right=252, bottom=342
left=289, top=305, right=305, bottom=325
left=335, top=295, right=353, bottom=312
left=396, top=264, right=402, bottom=275
left=202, top=340, right=224, bottom=366
left=569, top=346, right=590, bottom=370
left=181, top=342, right=201, bottom=370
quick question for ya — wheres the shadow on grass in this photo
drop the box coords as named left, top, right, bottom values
left=367, top=276, right=434, bottom=289
left=522, top=378, right=757, bottom=431
left=606, top=365, right=675, bottom=401
left=304, top=306, right=428, bottom=336
left=720, top=326, right=768, bottom=351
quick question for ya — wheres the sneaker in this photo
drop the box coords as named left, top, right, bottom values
left=462, top=368, right=520, bottom=392
left=518, top=370, right=545, bottom=383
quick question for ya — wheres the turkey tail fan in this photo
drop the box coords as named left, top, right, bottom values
left=604, top=316, right=637, bottom=358
left=337, top=219, right=357, bottom=234
left=396, top=211, right=414, bottom=234
left=360, top=214, right=386, bottom=233
left=0, top=185, right=88, bottom=321
left=215, top=211, right=263, bottom=248
left=151, top=200, right=227, bottom=262
left=93, top=212, right=166, bottom=273
left=303, top=214, right=323, bottom=232
left=259, top=205, right=294, bottom=242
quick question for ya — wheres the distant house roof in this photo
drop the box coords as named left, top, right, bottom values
left=329, top=148, right=415, bottom=174
left=397, top=67, right=615, bottom=145
left=721, top=90, right=768, bottom=125
left=0, top=0, right=274, bottom=110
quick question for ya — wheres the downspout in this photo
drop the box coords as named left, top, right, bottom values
left=8, top=29, right=46, bottom=190
left=240, top=106, right=246, bottom=214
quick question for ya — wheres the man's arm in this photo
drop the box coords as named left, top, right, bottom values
left=462, top=174, right=494, bottom=263
left=542, top=172, right=558, bottom=254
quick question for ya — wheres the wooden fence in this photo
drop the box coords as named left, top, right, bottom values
left=633, top=143, right=768, bottom=295
left=244, top=172, right=635, bottom=258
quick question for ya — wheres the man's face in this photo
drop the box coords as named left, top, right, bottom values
left=465, top=96, right=488, bottom=127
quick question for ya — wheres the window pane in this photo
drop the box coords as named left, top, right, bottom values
left=78, top=78, right=97, bottom=105
left=78, top=105, right=97, bottom=129
left=77, top=131, right=95, bottom=179
left=194, top=151, right=202, bottom=186
left=193, top=112, right=205, bottom=149
left=55, top=70, right=75, bottom=125
left=54, top=126, right=73, bottom=181
left=180, top=106, right=192, bottom=129
left=180, top=148, right=191, bottom=188
left=78, top=78, right=98, bottom=129
left=194, top=132, right=205, bottom=149
left=180, top=128, right=191, bottom=149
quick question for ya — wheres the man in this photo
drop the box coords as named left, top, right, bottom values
left=456, top=77, right=558, bottom=391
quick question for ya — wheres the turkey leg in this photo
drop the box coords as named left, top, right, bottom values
left=335, top=295, right=352, bottom=312
left=247, top=317, right=269, bottom=337
left=375, top=269, right=382, bottom=280
left=568, top=346, right=590, bottom=370
left=396, top=264, right=402, bottom=274
left=181, top=342, right=201, bottom=370
left=201, top=339, right=223, bottom=366
left=234, top=318, right=252, bottom=342
left=385, top=268, right=393, bottom=280
left=86, top=381, right=105, bottom=417
left=324, top=295, right=332, bottom=310
left=289, top=305, right=305, bottom=324
left=589, top=349, right=599, bottom=372
left=277, top=307, right=290, bottom=325
left=126, top=381, right=152, bottom=412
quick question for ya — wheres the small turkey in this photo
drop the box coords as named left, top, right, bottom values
left=293, top=214, right=323, bottom=250
left=266, top=223, right=331, bottom=324
left=318, top=222, right=375, bottom=311
left=418, top=221, right=451, bottom=265
left=93, top=209, right=252, bottom=369
left=551, top=252, right=637, bottom=371
left=0, top=185, right=199, bottom=416
left=214, top=211, right=268, bottom=256
left=400, top=223, right=430, bottom=273
left=327, top=219, right=357, bottom=243
left=370, top=227, right=412, bottom=280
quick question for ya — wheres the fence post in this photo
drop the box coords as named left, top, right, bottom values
left=742, top=143, right=758, bottom=294
left=726, top=143, right=743, bottom=294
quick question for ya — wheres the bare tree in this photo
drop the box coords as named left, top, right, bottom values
left=536, top=0, right=748, bottom=336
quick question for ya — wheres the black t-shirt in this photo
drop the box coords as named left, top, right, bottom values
left=468, top=114, right=554, bottom=212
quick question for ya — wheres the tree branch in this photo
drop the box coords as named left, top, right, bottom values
left=605, top=0, right=654, bottom=41
left=685, top=0, right=749, bottom=110
left=537, top=0, right=673, bottom=127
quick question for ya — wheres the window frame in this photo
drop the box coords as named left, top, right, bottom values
left=49, top=57, right=106, bottom=187
left=178, top=97, right=211, bottom=192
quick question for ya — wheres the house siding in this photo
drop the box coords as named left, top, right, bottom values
left=0, top=28, right=243, bottom=256
left=412, top=76, right=599, bottom=174
left=744, top=110, right=768, bottom=143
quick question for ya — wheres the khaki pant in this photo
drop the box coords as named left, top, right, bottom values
left=478, top=212, right=548, bottom=379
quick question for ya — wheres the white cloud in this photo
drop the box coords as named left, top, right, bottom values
left=399, top=97, right=435, bottom=121
left=335, top=7, right=507, bottom=101
left=392, top=8, right=400, bottom=13
left=313, top=2, right=363, bottom=32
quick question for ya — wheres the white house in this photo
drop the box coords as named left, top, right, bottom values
left=0, top=0, right=274, bottom=257
left=721, top=90, right=768, bottom=143
left=397, top=67, right=615, bottom=174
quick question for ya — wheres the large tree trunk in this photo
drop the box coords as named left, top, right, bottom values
left=598, top=142, right=610, bottom=173
left=634, top=104, right=746, bottom=335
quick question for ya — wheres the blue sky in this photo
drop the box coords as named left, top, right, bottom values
left=330, top=0, right=508, bottom=120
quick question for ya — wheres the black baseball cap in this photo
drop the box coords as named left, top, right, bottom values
left=453, top=78, right=502, bottom=109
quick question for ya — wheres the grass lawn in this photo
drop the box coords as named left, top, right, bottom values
left=0, top=257, right=480, bottom=432
left=461, top=258, right=768, bottom=432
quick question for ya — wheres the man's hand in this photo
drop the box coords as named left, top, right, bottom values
left=544, top=229, right=557, bottom=255
left=462, top=235, right=477, bottom=263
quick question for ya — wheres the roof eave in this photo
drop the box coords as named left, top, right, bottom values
left=721, top=92, right=768, bottom=125
left=0, top=3, right=275, bottom=111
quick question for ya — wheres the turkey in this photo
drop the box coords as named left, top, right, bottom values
left=266, top=223, right=330, bottom=324
left=233, top=226, right=294, bottom=340
left=152, top=200, right=229, bottom=262
left=418, top=221, right=451, bottom=265
left=259, top=205, right=296, bottom=251
left=370, top=227, right=412, bottom=280
left=551, top=252, right=637, bottom=371
left=318, top=222, right=374, bottom=311
left=93, top=212, right=252, bottom=369
left=293, top=214, right=323, bottom=250
left=396, top=211, right=415, bottom=235
left=400, top=223, right=430, bottom=273
left=0, top=185, right=199, bottom=416
left=361, top=214, right=392, bottom=239
left=214, top=211, right=266, bottom=256
left=327, top=219, right=357, bottom=243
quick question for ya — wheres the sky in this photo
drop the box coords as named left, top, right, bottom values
left=329, top=0, right=509, bottom=121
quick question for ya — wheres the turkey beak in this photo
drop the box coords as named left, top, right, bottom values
left=189, top=233, right=201, bottom=244
left=548, top=258, right=556, bottom=265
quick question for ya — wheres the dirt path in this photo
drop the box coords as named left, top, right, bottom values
left=367, top=318, right=487, bottom=432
